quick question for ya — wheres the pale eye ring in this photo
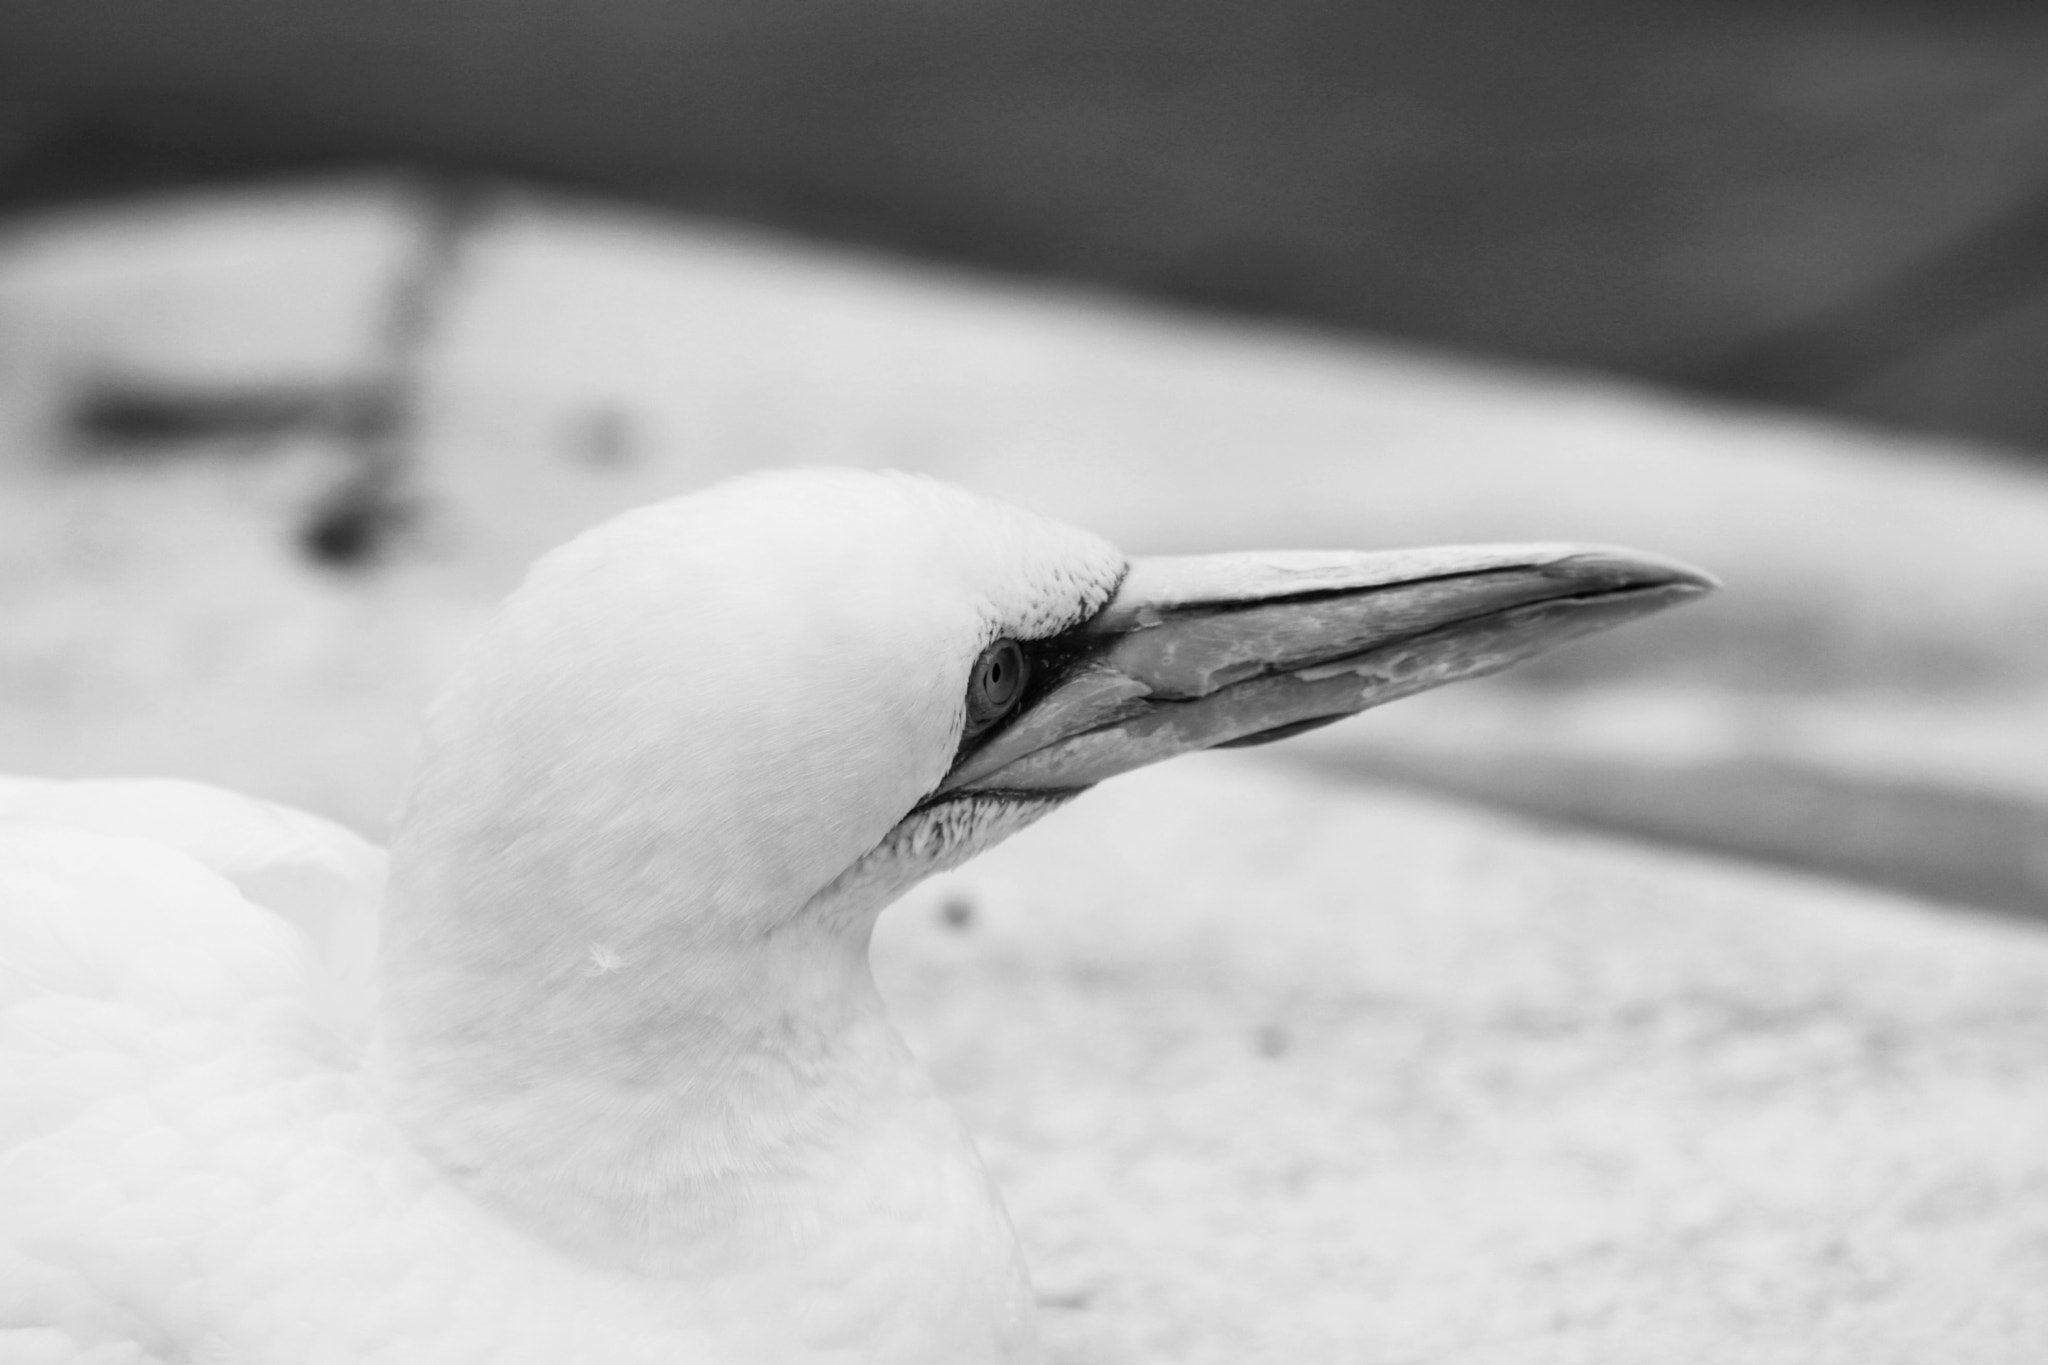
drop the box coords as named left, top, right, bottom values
left=965, top=639, right=1029, bottom=731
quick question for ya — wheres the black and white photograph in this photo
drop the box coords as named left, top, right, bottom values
left=2, top=2, right=2046, bottom=1360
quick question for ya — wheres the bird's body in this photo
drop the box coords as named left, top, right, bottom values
left=0, top=470, right=1711, bottom=1363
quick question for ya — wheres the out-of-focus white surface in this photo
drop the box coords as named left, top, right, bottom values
left=0, top=186, right=417, bottom=446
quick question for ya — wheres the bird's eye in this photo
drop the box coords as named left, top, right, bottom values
left=965, top=639, right=1029, bottom=733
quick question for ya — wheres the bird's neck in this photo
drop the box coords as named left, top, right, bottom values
left=368, top=808, right=1018, bottom=1293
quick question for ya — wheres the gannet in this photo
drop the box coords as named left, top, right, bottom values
left=0, top=469, right=1712, bottom=1364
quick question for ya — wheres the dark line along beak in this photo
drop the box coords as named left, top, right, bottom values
left=935, top=543, right=1718, bottom=798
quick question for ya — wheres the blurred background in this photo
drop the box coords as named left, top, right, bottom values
left=11, top=0, right=2048, bottom=446
left=4, top=0, right=2048, bottom=921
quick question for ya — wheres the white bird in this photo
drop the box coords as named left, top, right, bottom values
left=0, top=469, right=1711, bottom=1364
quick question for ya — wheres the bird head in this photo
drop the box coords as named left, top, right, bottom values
left=391, top=467, right=1714, bottom=958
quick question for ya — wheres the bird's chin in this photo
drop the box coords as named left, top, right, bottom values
left=806, top=790, right=1081, bottom=932
left=880, top=788, right=1082, bottom=870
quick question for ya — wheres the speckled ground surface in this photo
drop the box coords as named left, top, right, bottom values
left=3, top=185, right=2047, bottom=1358
left=883, top=763, right=2048, bottom=1362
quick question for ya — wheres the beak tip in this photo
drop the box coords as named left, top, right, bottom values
left=1553, top=547, right=1720, bottom=601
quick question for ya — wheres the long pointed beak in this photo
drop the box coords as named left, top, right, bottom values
left=937, top=544, right=1717, bottom=797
